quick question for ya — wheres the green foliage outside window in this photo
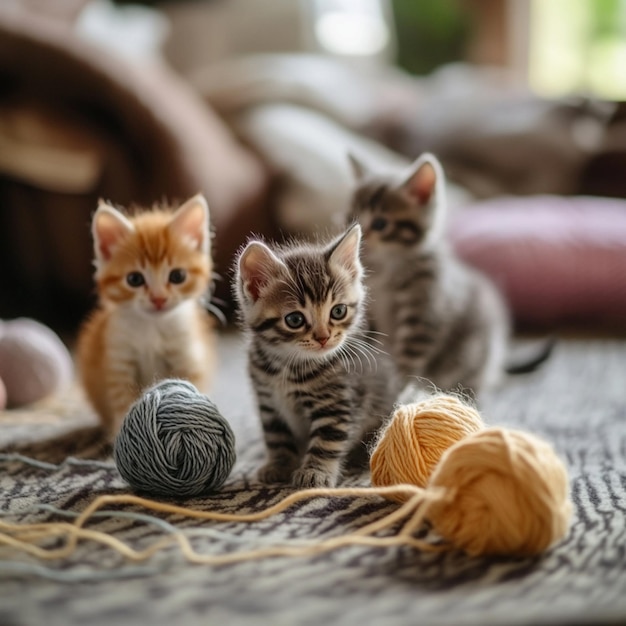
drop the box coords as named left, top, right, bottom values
left=390, top=0, right=470, bottom=76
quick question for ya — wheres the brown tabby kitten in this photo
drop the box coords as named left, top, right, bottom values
left=234, top=225, right=401, bottom=488
left=76, top=194, right=216, bottom=438
left=349, top=152, right=511, bottom=397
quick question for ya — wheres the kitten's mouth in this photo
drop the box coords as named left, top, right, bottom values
left=145, top=303, right=173, bottom=315
left=307, top=342, right=337, bottom=356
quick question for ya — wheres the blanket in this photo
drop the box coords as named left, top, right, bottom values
left=1, top=331, right=625, bottom=626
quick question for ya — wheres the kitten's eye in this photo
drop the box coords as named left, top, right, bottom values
left=126, top=272, right=145, bottom=288
left=284, top=311, right=306, bottom=329
left=370, top=217, right=388, bottom=232
left=330, top=304, right=348, bottom=320
left=169, top=268, right=187, bottom=284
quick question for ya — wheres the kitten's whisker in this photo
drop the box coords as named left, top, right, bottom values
left=362, top=329, right=388, bottom=338
left=353, top=333, right=386, bottom=351
left=338, top=350, right=352, bottom=374
left=342, top=343, right=364, bottom=374
left=348, top=347, right=364, bottom=375
left=345, top=338, right=379, bottom=374
left=359, top=335, right=386, bottom=347
left=349, top=337, right=385, bottom=360
left=350, top=345, right=366, bottom=373
left=355, top=344, right=387, bottom=364
left=337, top=344, right=357, bottom=374
left=350, top=336, right=382, bottom=351
left=350, top=346, right=372, bottom=371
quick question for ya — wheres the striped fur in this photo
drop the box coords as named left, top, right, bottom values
left=350, top=152, right=510, bottom=397
left=76, top=195, right=216, bottom=438
left=234, top=225, right=400, bottom=488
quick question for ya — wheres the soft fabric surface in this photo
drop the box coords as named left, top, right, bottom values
left=0, top=331, right=625, bottom=626
left=450, top=195, right=626, bottom=329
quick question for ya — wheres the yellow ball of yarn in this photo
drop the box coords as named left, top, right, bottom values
left=425, top=428, right=573, bottom=557
left=370, top=394, right=484, bottom=498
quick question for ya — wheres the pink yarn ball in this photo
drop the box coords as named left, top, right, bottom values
left=0, top=318, right=74, bottom=408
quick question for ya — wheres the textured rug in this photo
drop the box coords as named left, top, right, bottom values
left=0, top=331, right=625, bottom=626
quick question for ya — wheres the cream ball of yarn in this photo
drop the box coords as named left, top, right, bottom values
left=424, top=427, right=573, bottom=557
left=370, top=394, right=484, bottom=498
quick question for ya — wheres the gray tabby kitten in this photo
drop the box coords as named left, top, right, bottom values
left=349, top=152, right=512, bottom=397
left=234, top=224, right=400, bottom=488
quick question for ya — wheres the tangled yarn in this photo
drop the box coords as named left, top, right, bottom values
left=424, top=428, right=573, bottom=556
left=114, top=379, right=236, bottom=498
left=370, top=394, right=484, bottom=497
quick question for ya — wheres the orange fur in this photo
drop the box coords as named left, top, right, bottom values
left=76, top=195, right=217, bottom=438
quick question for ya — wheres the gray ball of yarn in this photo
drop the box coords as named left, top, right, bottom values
left=114, top=379, right=236, bottom=498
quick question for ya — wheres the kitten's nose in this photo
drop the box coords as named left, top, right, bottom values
left=315, top=335, right=329, bottom=347
left=150, top=296, right=167, bottom=310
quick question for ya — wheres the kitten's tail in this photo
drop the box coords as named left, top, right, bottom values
left=505, top=336, right=556, bottom=375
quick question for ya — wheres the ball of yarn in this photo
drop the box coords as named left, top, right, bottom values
left=370, top=394, right=484, bottom=498
left=0, top=318, right=74, bottom=407
left=114, top=379, right=236, bottom=498
left=425, top=428, right=572, bottom=557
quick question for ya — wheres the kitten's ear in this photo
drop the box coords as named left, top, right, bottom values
left=327, top=224, right=362, bottom=277
left=93, top=201, right=134, bottom=262
left=169, top=193, right=210, bottom=254
left=403, top=153, right=441, bottom=205
left=238, top=241, right=286, bottom=302
left=347, top=152, right=368, bottom=180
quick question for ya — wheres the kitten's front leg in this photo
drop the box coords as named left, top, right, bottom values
left=291, top=401, right=352, bottom=489
left=257, top=401, right=301, bottom=484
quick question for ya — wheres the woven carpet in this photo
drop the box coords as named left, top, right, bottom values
left=0, top=330, right=625, bottom=626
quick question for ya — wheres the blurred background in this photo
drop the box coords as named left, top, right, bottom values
left=1, top=0, right=625, bottom=335
left=164, top=0, right=626, bottom=100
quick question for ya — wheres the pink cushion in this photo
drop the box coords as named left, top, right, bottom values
left=449, top=195, right=626, bottom=328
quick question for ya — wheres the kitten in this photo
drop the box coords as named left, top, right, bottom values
left=349, top=152, right=514, bottom=397
left=234, top=224, right=401, bottom=488
left=76, top=194, right=216, bottom=438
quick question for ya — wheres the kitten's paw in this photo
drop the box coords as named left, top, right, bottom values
left=291, top=468, right=336, bottom=489
left=257, top=462, right=294, bottom=485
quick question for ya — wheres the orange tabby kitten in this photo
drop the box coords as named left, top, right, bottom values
left=76, top=194, right=216, bottom=438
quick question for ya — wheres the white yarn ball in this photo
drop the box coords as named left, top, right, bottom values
left=0, top=318, right=74, bottom=407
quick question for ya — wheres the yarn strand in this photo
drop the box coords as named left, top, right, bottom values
left=397, top=487, right=453, bottom=538
left=0, top=486, right=446, bottom=567
left=73, top=485, right=424, bottom=528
